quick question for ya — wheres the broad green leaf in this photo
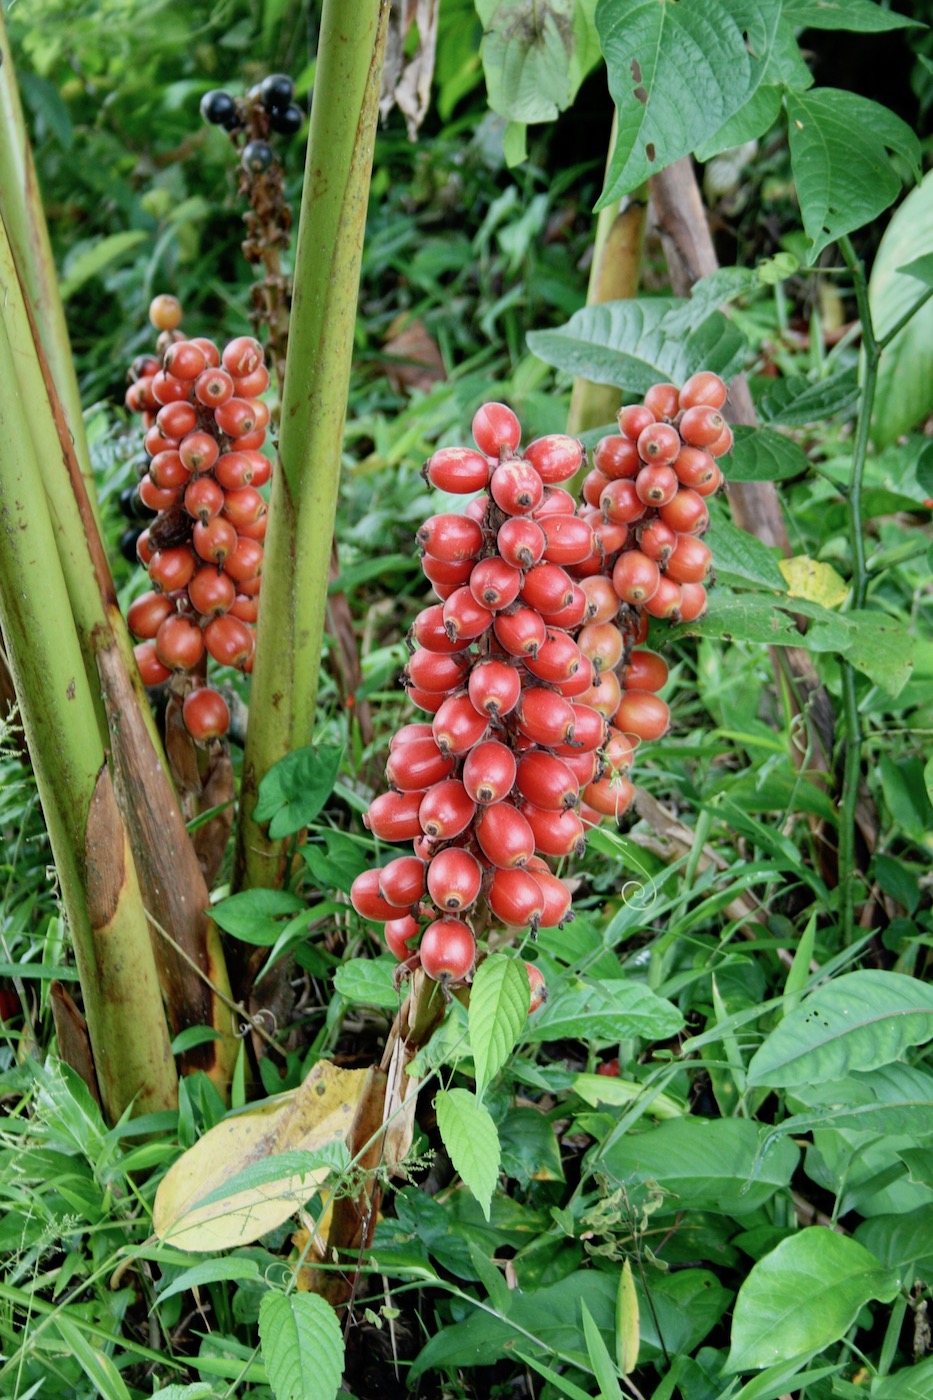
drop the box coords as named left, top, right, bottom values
left=855, top=1207, right=933, bottom=1274
left=600, top=1117, right=798, bottom=1215
left=258, top=1291, right=344, bottom=1400
left=170, top=1025, right=222, bottom=1054
left=827, top=609, right=916, bottom=699
left=523, top=977, right=683, bottom=1044
left=595, top=0, right=780, bottom=204
left=477, top=0, right=601, bottom=125
left=143, top=1387, right=215, bottom=1400
left=156, top=1257, right=261, bottom=1307
left=782, top=0, right=920, bottom=29
left=726, top=1229, right=900, bottom=1372
left=707, top=515, right=786, bottom=590
left=435, top=1088, right=500, bottom=1220
left=779, top=1063, right=933, bottom=1140
left=694, top=83, right=783, bottom=161
left=785, top=89, right=921, bottom=262
left=757, top=367, right=860, bottom=426
left=53, top=1316, right=132, bottom=1400
left=657, top=266, right=761, bottom=332
left=899, top=253, right=933, bottom=288
left=469, top=954, right=529, bottom=1098
left=870, top=172, right=933, bottom=448
left=527, top=298, right=747, bottom=394
left=582, top=1299, right=624, bottom=1398
left=670, top=592, right=814, bottom=647
left=747, top=970, right=933, bottom=1089
left=59, top=231, right=148, bottom=300
left=332, top=956, right=399, bottom=1009
left=253, top=745, right=344, bottom=837
left=873, top=1358, right=933, bottom=1400
left=727, top=425, right=811, bottom=482
left=210, top=889, right=306, bottom=945
left=778, top=556, right=849, bottom=608
left=918, top=441, right=933, bottom=499
left=499, top=1105, right=564, bottom=1182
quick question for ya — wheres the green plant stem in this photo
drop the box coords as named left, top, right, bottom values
left=234, top=0, right=390, bottom=894
left=835, top=237, right=878, bottom=944
left=0, top=311, right=177, bottom=1124
left=0, top=9, right=98, bottom=519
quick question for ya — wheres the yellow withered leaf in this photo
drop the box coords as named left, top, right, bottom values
left=779, top=555, right=849, bottom=608
left=154, top=1060, right=369, bottom=1251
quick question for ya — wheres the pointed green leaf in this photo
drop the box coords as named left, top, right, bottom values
left=595, top=0, right=780, bottom=203
left=435, top=1087, right=500, bottom=1221
left=156, top=1257, right=261, bottom=1308
left=469, top=954, right=529, bottom=1098
left=582, top=1300, right=624, bottom=1398
left=527, top=298, right=746, bottom=395
left=747, top=970, right=933, bottom=1089
left=523, top=977, right=683, bottom=1044
left=616, top=1260, right=639, bottom=1376
left=53, top=1316, right=133, bottom=1400
left=869, top=172, right=933, bottom=448
left=210, top=889, right=306, bottom=945
left=727, top=425, right=812, bottom=482
left=706, top=515, right=786, bottom=590
left=782, top=0, right=921, bottom=30
left=725, top=1229, right=900, bottom=1372
left=333, top=956, right=399, bottom=1009
left=757, top=367, right=860, bottom=426
left=253, top=745, right=344, bottom=837
left=59, top=231, right=148, bottom=300
left=258, top=1291, right=344, bottom=1400
left=785, top=89, right=921, bottom=262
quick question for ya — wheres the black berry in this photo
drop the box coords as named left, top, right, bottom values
left=119, top=526, right=143, bottom=563
left=260, top=73, right=294, bottom=113
left=269, top=102, right=303, bottom=136
left=241, top=140, right=275, bottom=175
left=200, top=90, right=237, bottom=127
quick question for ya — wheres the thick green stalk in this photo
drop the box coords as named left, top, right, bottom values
left=234, top=0, right=391, bottom=892
left=0, top=211, right=238, bottom=1092
left=0, top=10, right=98, bottom=514
left=0, top=313, right=177, bottom=1124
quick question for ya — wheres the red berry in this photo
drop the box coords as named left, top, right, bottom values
left=612, top=550, right=661, bottom=605
left=406, top=648, right=470, bottom=694
left=419, top=918, right=476, bottom=984
left=665, top=533, right=712, bottom=585
left=462, top=739, right=517, bottom=805
left=151, top=371, right=191, bottom=407
left=163, top=340, right=206, bottom=381
left=614, top=690, right=671, bottom=743
left=472, top=401, right=521, bottom=457
left=470, top=557, right=522, bottom=611
left=182, top=686, right=230, bottom=742
left=203, top=614, right=254, bottom=669
left=515, top=688, right=576, bottom=747
left=187, top=566, right=237, bottom=618
left=643, top=575, right=684, bottom=620
left=600, top=478, right=645, bottom=526
left=526, top=860, right=573, bottom=927
left=127, top=590, right=175, bottom=640
left=673, top=445, right=717, bottom=490
left=417, top=513, right=484, bottom=562
left=679, top=405, right=725, bottom=448
left=520, top=562, right=574, bottom=614
left=526, top=962, right=548, bottom=1013
left=516, top=751, right=579, bottom=812
left=385, top=737, right=454, bottom=791
left=493, top=606, right=547, bottom=659
left=155, top=613, right=205, bottom=672
left=425, top=446, right=491, bottom=494
left=679, top=371, right=727, bottom=411
left=378, top=856, right=427, bottom=908
left=222, top=486, right=267, bottom=530
left=184, top=476, right=226, bottom=524
left=584, top=774, right=635, bottom=819
left=195, top=367, right=235, bottom=408
left=468, top=658, right=522, bottom=718
left=149, top=294, right=183, bottom=331
left=523, top=434, right=583, bottom=484
left=497, top=517, right=546, bottom=569
left=138, top=475, right=182, bottom=513
left=525, top=629, right=583, bottom=685
left=193, top=516, right=238, bottom=566
left=351, top=868, right=404, bottom=922
left=617, top=404, right=656, bottom=441
left=594, top=435, right=640, bottom=480
left=490, top=460, right=544, bottom=516
left=419, top=779, right=476, bottom=840
left=577, top=622, right=624, bottom=675
left=364, top=790, right=425, bottom=842
left=636, top=422, right=681, bottom=465
left=384, top=914, right=421, bottom=961
left=222, top=336, right=265, bottom=378
left=538, top=515, right=595, bottom=567
left=708, top=424, right=733, bottom=458
left=582, top=468, right=611, bottom=509
left=580, top=576, right=619, bottom=625
left=677, top=581, right=708, bottom=621
left=157, top=401, right=199, bottom=438
left=410, top=605, right=464, bottom=655
left=421, top=553, right=475, bottom=590
left=488, top=867, right=545, bottom=929
left=148, top=546, right=196, bottom=593
left=575, top=669, right=622, bottom=720
left=635, top=463, right=679, bottom=507
left=432, top=693, right=490, bottom=756
left=539, top=587, right=589, bottom=632
left=134, top=638, right=172, bottom=687
left=643, top=383, right=680, bottom=420
left=638, top=518, right=678, bottom=563
left=427, top=848, right=483, bottom=912
left=660, top=489, right=709, bottom=536
left=520, top=801, right=586, bottom=858
left=214, top=397, right=261, bottom=438
left=179, top=431, right=220, bottom=476
left=474, top=802, right=535, bottom=868
left=215, top=452, right=256, bottom=491
left=442, top=587, right=494, bottom=643
left=622, top=649, right=668, bottom=692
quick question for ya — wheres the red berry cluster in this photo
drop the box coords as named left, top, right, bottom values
left=122, top=295, right=271, bottom=742
left=351, top=375, right=730, bottom=998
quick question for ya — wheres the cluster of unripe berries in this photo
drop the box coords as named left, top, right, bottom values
left=122, top=294, right=270, bottom=742
left=200, top=72, right=302, bottom=176
left=350, top=374, right=730, bottom=1001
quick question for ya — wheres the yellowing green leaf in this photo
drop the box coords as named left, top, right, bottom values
left=778, top=556, right=849, bottom=607
left=153, top=1060, right=368, bottom=1250
left=617, top=1259, right=639, bottom=1376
